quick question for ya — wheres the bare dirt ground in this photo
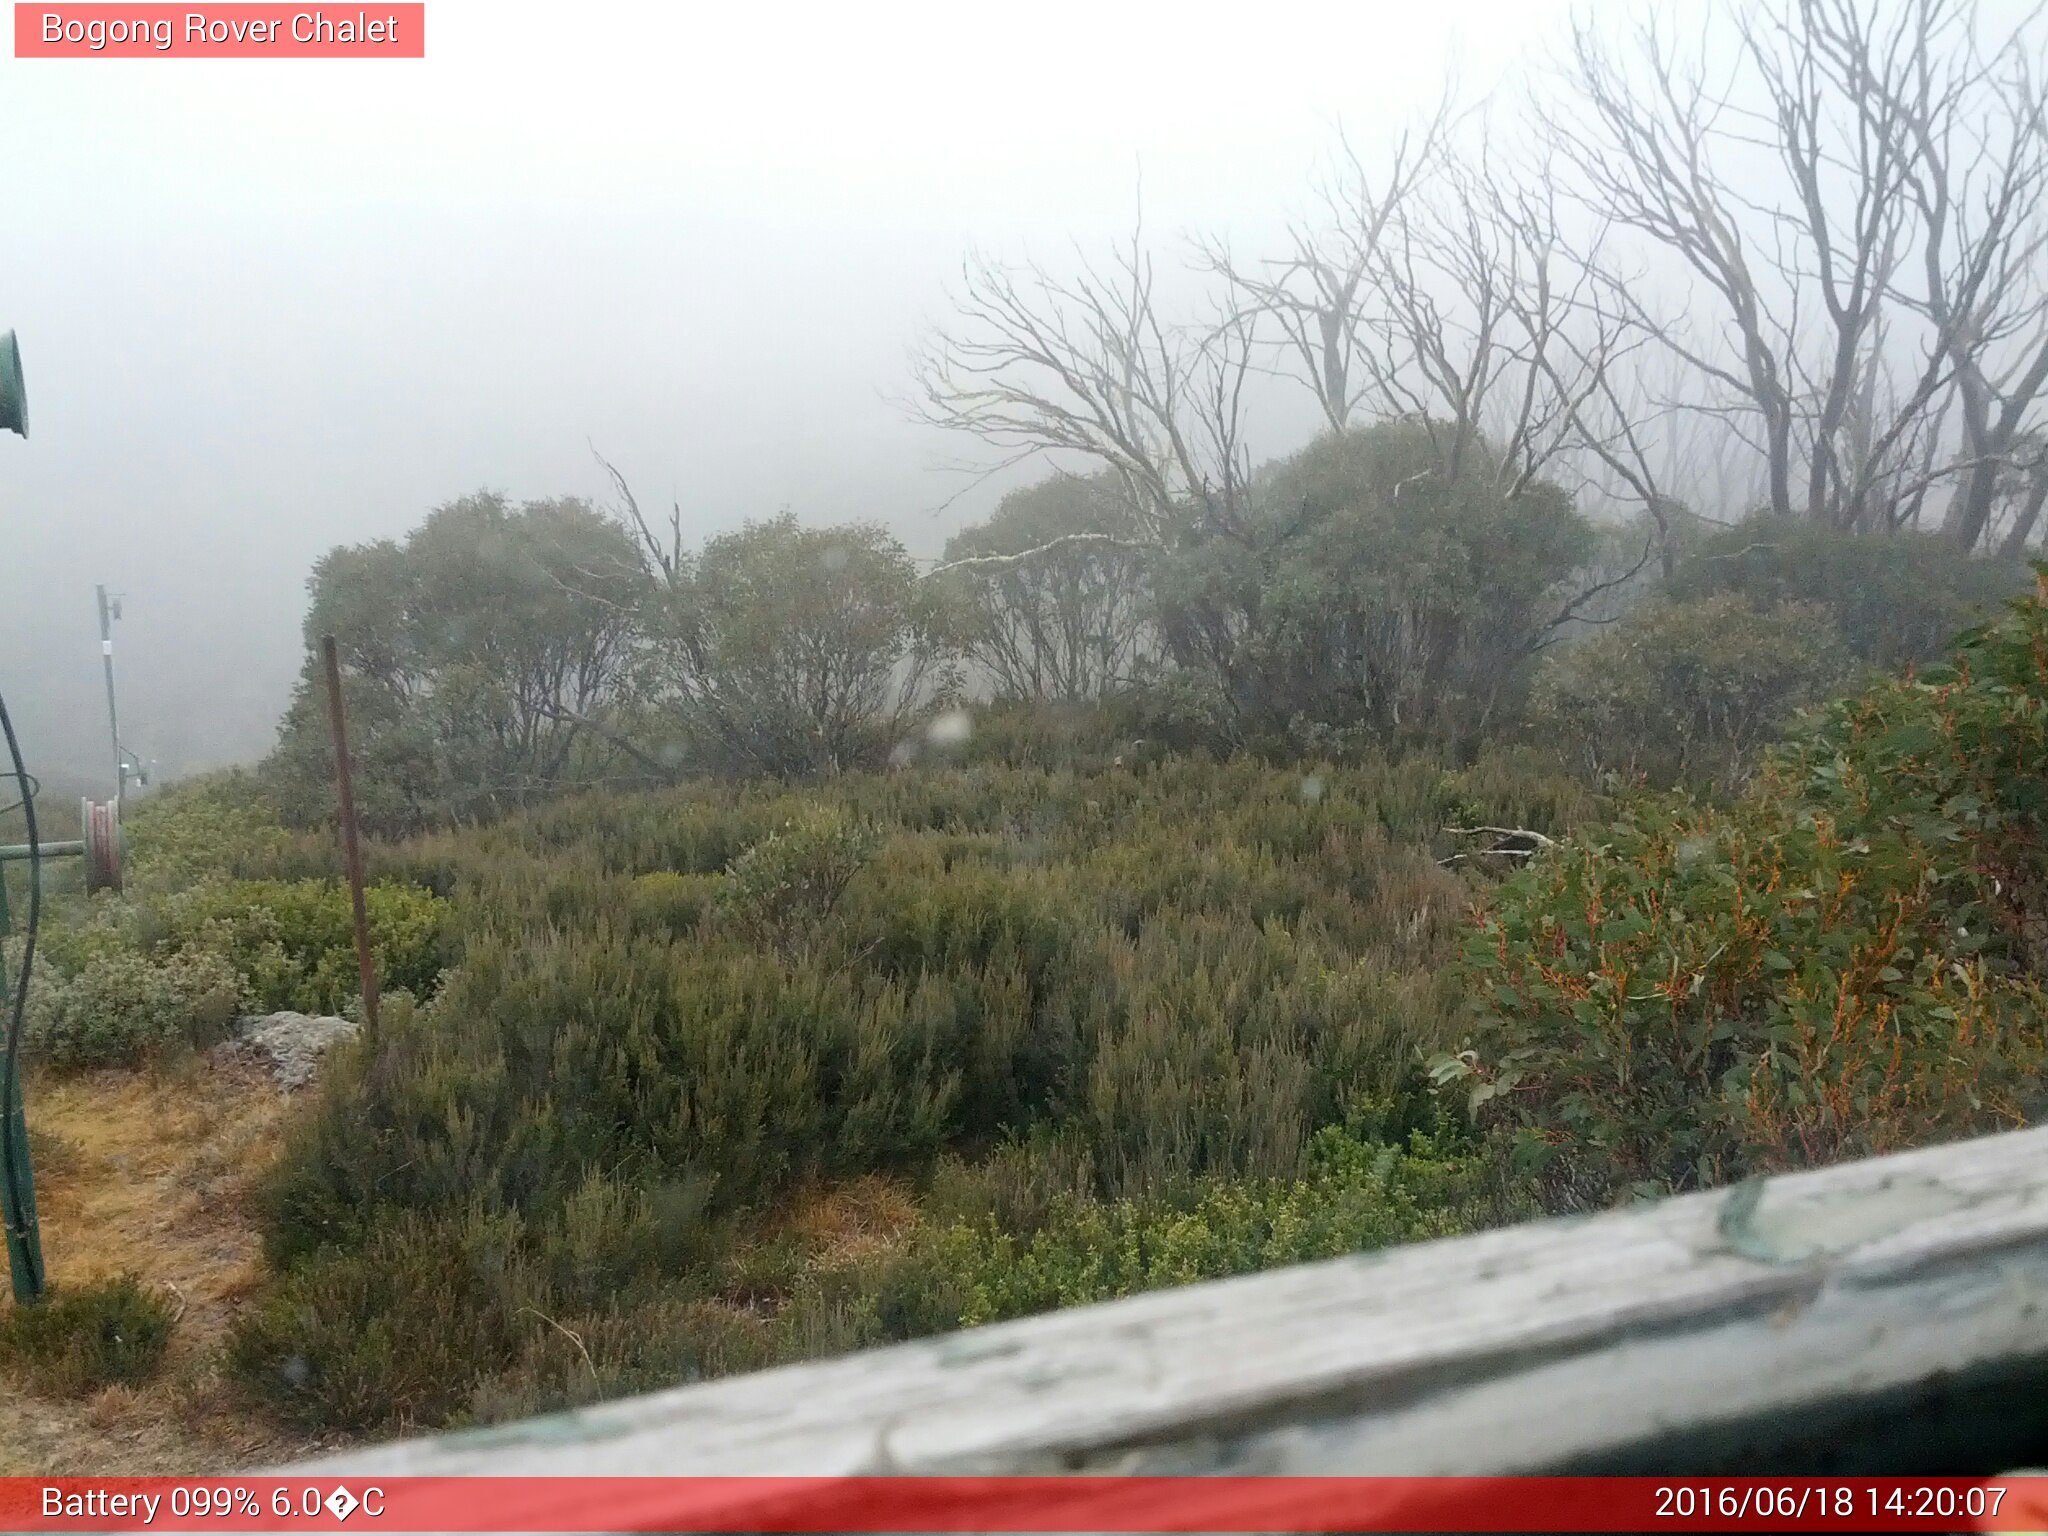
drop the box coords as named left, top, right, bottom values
left=0, top=1054, right=342, bottom=1473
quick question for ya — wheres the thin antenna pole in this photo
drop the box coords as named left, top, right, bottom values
left=96, top=584, right=123, bottom=810
left=320, top=635, right=380, bottom=1050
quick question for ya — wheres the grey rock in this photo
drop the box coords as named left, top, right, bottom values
left=220, top=1010, right=359, bottom=1090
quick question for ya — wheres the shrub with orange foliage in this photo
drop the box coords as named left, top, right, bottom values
left=1440, top=568, right=2048, bottom=1203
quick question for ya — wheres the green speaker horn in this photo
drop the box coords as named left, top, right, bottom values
left=0, top=330, right=26, bottom=438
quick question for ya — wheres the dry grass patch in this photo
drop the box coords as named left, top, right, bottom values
left=781, top=1175, right=921, bottom=1269
left=0, top=1054, right=330, bottom=1471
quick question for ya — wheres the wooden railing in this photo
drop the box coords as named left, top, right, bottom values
left=297, top=1124, right=2048, bottom=1479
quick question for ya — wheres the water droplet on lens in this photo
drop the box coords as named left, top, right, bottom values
left=926, top=709, right=973, bottom=748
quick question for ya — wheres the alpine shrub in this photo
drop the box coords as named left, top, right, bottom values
left=1441, top=570, right=2048, bottom=1202
left=0, top=1275, right=176, bottom=1396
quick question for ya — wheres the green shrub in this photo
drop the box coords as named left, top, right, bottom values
left=1441, top=571, right=2048, bottom=1203
left=626, top=870, right=720, bottom=938
left=27, top=895, right=156, bottom=979
left=0, top=1276, right=175, bottom=1396
left=229, top=1205, right=537, bottom=1431
left=122, top=771, right=293, bottom=890
left=25, top=873, right=448, bottom=1071
left=25, top=947, right=243, bottom=1070
left=857, top=1095, right=1508, bottom=1334
left=1152, top=421, right=1599, bottom=744
left=714, top=810, right=879, bottom=959
left=236, top=1084, right=1515, bottom=1433
left=236, top=751, right=1550, bottom=1431
left=1670, top=522, right=2029, bottom=672
left=233, top=1201, right=780, bottom=1433
left=1534, top=594, right=1851, bottom=788
left=158, top=878, right=449, bottom=1014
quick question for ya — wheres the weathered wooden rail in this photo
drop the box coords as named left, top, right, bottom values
left=299, top=1124, right=2048, bottom=1480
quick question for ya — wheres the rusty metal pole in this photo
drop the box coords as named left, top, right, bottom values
left=320, top=635, right=380, bottom=1050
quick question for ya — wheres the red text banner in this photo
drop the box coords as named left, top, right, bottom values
left=5, top=1475, right=2048, bottom=1533
left=14, top=5, right=424, bottom=57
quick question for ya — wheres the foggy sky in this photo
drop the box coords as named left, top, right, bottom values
left=0, top=0, right=1580, bottom=788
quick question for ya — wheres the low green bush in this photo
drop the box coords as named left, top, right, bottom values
left=236, top=1213, right=782, bottom=1433
left=232, top=750, right=1561, bottom=1431
left=0, top=1275, right=176, bottom=1396
left=1669, top=522, right=2030, bottom=672
left=121, top=771, right=294, bottom=890
left=229, top=1204, right=539, bottom=1431
left=26, top=896, right=157, bottom=979
left=861, top=1096, right=1509, bottom=1335
left=1534, top=594, right=1851, bottom=788
left=714, top=810, right=879, bottom=960
left=233, top=1089, right=1516, bottom=1432
left=1441, top=570, right=2048, bottom=1203
left=158, top=878, right=449, bottom=1015
left=625, top=870, right=720, bottom=938
left=23, top=866, right=448, bottom=1069
left=25, top=947, right=243, bottom=1070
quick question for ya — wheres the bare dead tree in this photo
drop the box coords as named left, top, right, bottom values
left=1869, top=0, right=2048, bottom=549
left=911, top=205, right=1262, bottom=554
left=1200, top=108, right=1451, bottom=433
left=591, top=445, right=687, bottom=589
left=1204, top=106, right=1663, bottom=521
left=1993, top=427, right=2048, bottom=554
left=1551, top=0, right=2048, bottom=551
left=926, top=531, right=1159, bottom=577
left=1549, top=11, right=1806, bottom=525
left=1366, top=137, right=1660, bottom=506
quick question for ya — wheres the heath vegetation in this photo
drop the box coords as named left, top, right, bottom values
left=10, top=0, right=2048, bottom=1451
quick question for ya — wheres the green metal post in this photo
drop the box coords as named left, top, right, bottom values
left=0, top=330, right=26, bottom=438
left=1, top=325, right=46, bottom=1301
left=0, top=1029, right=42, bottom=1302
left=0, top=868, right=44, bottom=1302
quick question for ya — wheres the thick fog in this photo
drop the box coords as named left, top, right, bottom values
left=0, top=0, right=1579, bottom=787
